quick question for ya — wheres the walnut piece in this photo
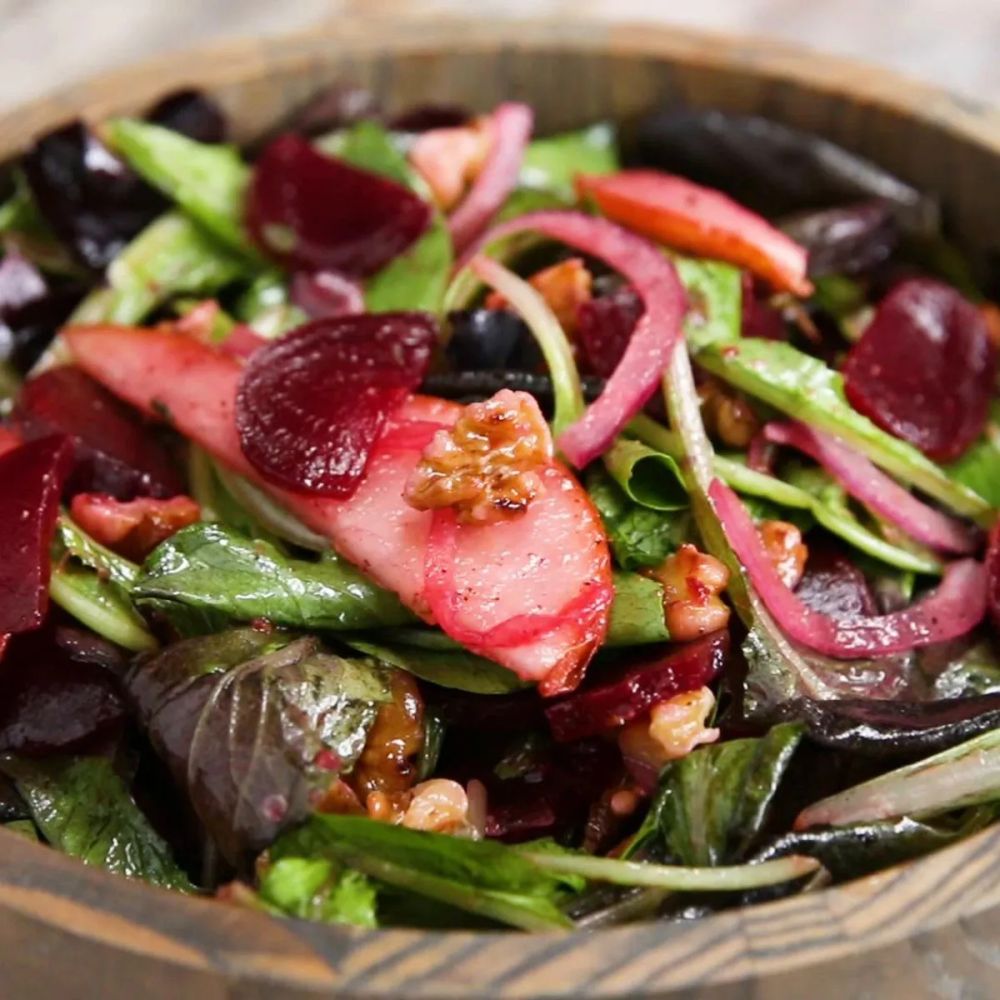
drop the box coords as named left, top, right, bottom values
left=646, top=543, right=731, bottom=642
left=405, top=388, right=553, bottom=524
left=618, top=687, right=720, bottom=768
left=758, top=519, right=808, bottom=589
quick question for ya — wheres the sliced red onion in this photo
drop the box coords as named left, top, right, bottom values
left=764, top=421, right=978, bottom=555
left=710, top=478, right=987, bottom=658
left=291, top=270, right=364, bottom=320
left=448, top=103, right=533, bottom=253
left=461, top=211, right=687, bottom=468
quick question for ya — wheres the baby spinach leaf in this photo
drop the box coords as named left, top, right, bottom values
left=636, top=723, right=804, bottom=867
left=674, top=255, right=742, bottom=352
left=606, top=572, right=670, bottom=646
left=4, top=818, right=39, bottom=841
left=272, top=812, right=577, bottom=931
left=332, top=121, right=453, bottom=314
left=603, top=438, right=687, bottom=511
left=930, top=638, right=1000, bottom=698
left=49, top=520, right=156, bottom=652
left=134, top=523, right=415, bottom=633
left=753, top=806, right=1000, bottom=882
left=107, top=118, right=256, bottom=257
left=520, top=123, right=618, bottom=199
left=945, top=401, right=1000, bottom=507
left=257, top=857, right=378, bottom=928
left=697, top=338, right=993, bottom=524
left=70, top=212, right=245, bottom=325
left=586, top=468, right=692, bottom=570
left=127, top=629, right=394, bottom=864
left=0, top=755, right=193, bottom=890
left=341, top=636, right=529, bottom=694
left=796, top=726, right=1000, bottom=829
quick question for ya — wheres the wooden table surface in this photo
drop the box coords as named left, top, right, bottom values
left=0, top=0, right=998, bottom=114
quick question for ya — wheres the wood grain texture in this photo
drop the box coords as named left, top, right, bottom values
left=1, top=17, right=1000, bottom=998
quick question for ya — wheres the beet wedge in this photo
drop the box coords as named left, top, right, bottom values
left=63, top=325, right=613, bottom=692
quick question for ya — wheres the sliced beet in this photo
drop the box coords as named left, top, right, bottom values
left=575, top=285, right=643, bottom=379
left=795, top=542, right=878, bottom=619
left=236, top=313, right=437, bottom=497
left=842, top=279, right=998, bottom=461
left=146, top=88, right=227, bottom=144
left=988, top=523, right=1000, bottom=636
left=246, top=133, right=432, bottom=276
left=0, top=250, right=85, bottom=372
left=0, top=435, right=74, bottom=634
left=22, top=121, right=166, bottom=272
left=13, top=366, right=184, bottom=499
left=781, top=200, right=898, bottom=277
left=545, top=631, right=729, bottom=743
left=291, top=270, right=364, bottom=319
left=741, top=273, right=787, bottom=341
left=0, top=624, right=126, bottom=755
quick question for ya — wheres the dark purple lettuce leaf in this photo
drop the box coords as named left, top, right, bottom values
left=125, top=628, right=396, bottom=865
left=0, top=249, right=85, bottom=371
left=781, top=200, right=898, bottom=277
left=22, top=121, right=166, bottom=271
left=0, top=623, right=127, bottom=756
left=146, top=88, right=227, bottom=144
left=633, top=109, right=939, bottom=234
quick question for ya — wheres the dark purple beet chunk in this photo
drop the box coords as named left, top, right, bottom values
left=13, top=367, right=184, bottom=499
left=781, top=200, right=898, bottom=277
left=545, top=631, right=729, bottom=744
left=146, top=88, right=227, bottom=144
left=0, top=624, right=126, bottom=755
left=236, top=313, right=437, bottom=497
left=842, top=278, right=998, bottom=462
left=796, top=542, right=878, bottom=619
left=391, top=104, right=472, bottom=132
left=576, top=285, right=643, bottom=378
left=246, top=133, right=431, bottom=276
left=741, top=273, right=787, bottom=341
left=280, top=85, right=380, bottom=139
left=0, top=435, right=73, bottom=634
left=22, top=121, right=166, bottom=272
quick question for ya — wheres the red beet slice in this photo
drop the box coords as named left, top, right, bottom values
left=246, top=133, right=431, bottom=276
left=13, top=366, right=184, bottom=499
left=0, top=435, right=74, bottom=634
left=988, top=523, right=1000, bottom=636
left=842, top=279, right=998, bottom=462
left=575, top=285, right=643, bottom=379
left=796, top=542, right=878, bottom=619
left=236, top=313, right=437, bottom=497
left=0, top=624, right=126, bottom=755
left=545, top=631, right=729, bottom=743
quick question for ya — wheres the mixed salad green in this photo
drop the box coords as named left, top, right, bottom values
left=0, top=86, right=997, bottom=933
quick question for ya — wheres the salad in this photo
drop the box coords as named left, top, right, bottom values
left=0, top=85, right=998, bottom=934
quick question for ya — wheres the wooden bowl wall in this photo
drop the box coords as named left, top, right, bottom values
left=2, top=17, right=1000, bottom=999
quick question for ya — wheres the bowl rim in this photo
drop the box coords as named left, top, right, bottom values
left=1, top=16, right=999, bottom=998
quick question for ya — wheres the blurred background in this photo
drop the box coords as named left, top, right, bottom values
left=1, top=0, right=998, bottom=112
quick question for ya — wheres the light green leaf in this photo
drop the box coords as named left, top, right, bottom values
left=603, top=438, right=687, bottom=511
left=520, top=123, right=618, bottom=199
left=0, top=756, right=193, bottom=891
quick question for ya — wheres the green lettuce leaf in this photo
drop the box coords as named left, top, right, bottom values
left=697, top=338, right=993, bottom=524
left=134, top=522, right=415, bottom=633
left=0, top=756, right=193, bottom=890
left=520, top=123, right=618, bottom=199
left=258, top=857, right=378, bottom=928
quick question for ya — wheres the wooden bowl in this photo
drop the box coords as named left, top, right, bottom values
left=2, top=17, right=1000, bottom=999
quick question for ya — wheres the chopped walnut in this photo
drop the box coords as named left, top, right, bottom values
left=758, top=519, right=808, bottom=589
left=618, top=687, right=720, bottom=768
left=405, top=389, right=553, bottom=524
left=486, top=258, right=593, bottom=334
left=364, top=779, right=479, bottom=837
left=348, top=671, right=425, bottom=800
left=647, top=543, right=731, bottom=641
left=699, top=376, right=760, bottom=449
